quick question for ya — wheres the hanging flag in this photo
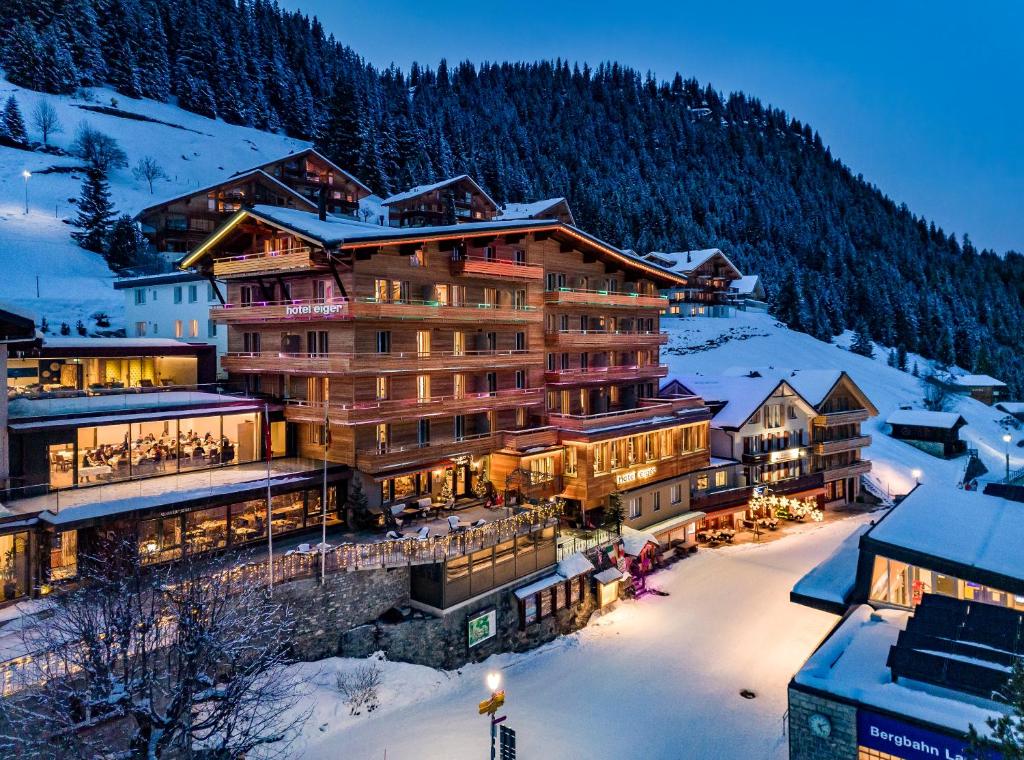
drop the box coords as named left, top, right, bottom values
left=263, top=406, right=273, bottom=462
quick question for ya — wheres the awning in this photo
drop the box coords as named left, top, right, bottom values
left=514, top=573, right=564, bottom=600
left=372, top=459, right=453, bottom=482
left=594, top=567, right=624, bottom=585
left=642, top=511, right=706, bottom=539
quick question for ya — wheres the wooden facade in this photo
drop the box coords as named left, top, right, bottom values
left=182, top=204, right=721, bottom=522
left=383, top=176, right=500, bottom=227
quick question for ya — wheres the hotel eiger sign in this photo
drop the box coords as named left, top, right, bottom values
left=285, top=302, right=346, bottom=317
left=615, top=466, right=657, bottom=487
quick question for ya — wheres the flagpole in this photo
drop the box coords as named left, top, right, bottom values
left=321, top=395, right=328, bottom=584
left=264, top=402, right=274, bottom=594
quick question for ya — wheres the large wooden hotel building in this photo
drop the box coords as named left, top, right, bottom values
left=179, top=202, right=713, bottom=527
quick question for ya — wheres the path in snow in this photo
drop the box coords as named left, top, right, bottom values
left=286, top=513, right=873, bottom=760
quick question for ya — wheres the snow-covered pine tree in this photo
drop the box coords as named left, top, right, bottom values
left=1, top=96, right=27, bottom=144
left=897, top=344, right=909, bottom=372
left=39, top=23, right=80, bottom=94
left=0, top=22, right=46, bottom=91
left=887, top=348, right=897, bottom=368
left=71, top=168, right=115, bottom=253
left=105, top=214, right=145, bottom=271
left=850, top=321, right=875, bottom=358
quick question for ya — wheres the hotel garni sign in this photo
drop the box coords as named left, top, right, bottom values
left=615, top=465, right=657, bottom=486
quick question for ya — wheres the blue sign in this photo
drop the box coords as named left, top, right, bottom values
left=858, top=710, right=1001, bottom=760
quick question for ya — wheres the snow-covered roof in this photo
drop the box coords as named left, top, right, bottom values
left=621, top=526, right=659, bottom=556
left=557, top=552, right=596, bottom=578
left=866, top=485, right=1024, bottom=582
left=886, top=409, right=965, bottom=429
left=672, top=373, right=815, bottom=429
left=40, top=336, right=198, bottom=349
left=8, top=390, right=251, bottom=420
left=594, top=567, right=624, bottom=584
left=135, top=168, right=316, bottom=217
left=641, top=511, right=706, bottom=538
left=181, top=206, right=687, bottom=286
left=729, top=274, right=763, bottom=296
left=791, top=522, right=870, bottom=610
left=940, top=373, right=1007, bottom=388
left=382, top=175, right=499, bottom=210
left=996, top=402, right=1024, bottom=415
left=230, top=147, right=372, bottom=194
left=794, top=605, right=1003, bottom=737
left=643, top=248, right=741, bottom=279
left=498, top=198, right=574, bottom=225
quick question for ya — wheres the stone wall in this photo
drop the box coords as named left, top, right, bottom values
left=788, top=686, right=858, bottom=760
left=341, top=578, right=597, bottom=670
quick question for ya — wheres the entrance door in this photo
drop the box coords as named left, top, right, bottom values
left=454, top=464, right=472, bottom=498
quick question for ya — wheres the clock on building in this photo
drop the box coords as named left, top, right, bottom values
left=808, top=712, right=832, bottom=738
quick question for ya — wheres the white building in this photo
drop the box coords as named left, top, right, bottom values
left=114, top=272, right=226, bottom=375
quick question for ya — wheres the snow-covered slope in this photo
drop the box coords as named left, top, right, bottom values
left=0, top=77, right=309, bottom=329
left=663, top=311, right=1022, bottom=495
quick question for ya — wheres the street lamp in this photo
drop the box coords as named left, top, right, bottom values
left=1003, top=433, right=1012, bottom=483
left=911, top=469, right=921, bottom=485
left=486, top=671, right=502, bottom=693
left=481, top=671, right=505, bottom=760
left=21, top=170, right=31, bottom=214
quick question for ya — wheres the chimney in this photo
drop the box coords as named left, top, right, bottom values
left=317, top=185, right=328, bottom=221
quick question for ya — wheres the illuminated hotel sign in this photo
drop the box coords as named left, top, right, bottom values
left=615, top=466, right=657, bottom=486
left=285, top=303, right=346, bottom=317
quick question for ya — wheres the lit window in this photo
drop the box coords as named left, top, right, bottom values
left=189, top=320, right=199, bottom=338
left=174, top=320, right=183, bottom=338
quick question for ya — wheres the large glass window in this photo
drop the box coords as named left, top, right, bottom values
left=50, top=530, right=78, bottom=581
left=139, top=515, right=183, bottom=565
left=185, top=505, right=228, bottom=554
left=271, top=492, right=306, bottom=535
left=231, top=499, right=267, bottom=544
left=0, top=532, right=30, bottom=601
left=77, top=423, right=131, bottom=483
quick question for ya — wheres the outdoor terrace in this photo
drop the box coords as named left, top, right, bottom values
left=450, top=255, right=544, bottom=280
left=544, top=364, right=668, bottom=386
left=544, top=288, right=668, bottom=309
left=220, top=349, right=544, bottom=376
left=548, top=396, right=706, bottom=433
left=350, top=298, right=541, bottom=324
left=284, top=388, right=543, bottom=425
left=212, top=246, right=325, bottom=278
left=544, top=329, right=669, bottom=348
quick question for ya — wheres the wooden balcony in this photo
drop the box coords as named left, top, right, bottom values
left=544, top=330, right=669, bottom=348
left=355, top=433, right=501, bottom=472
left=544, top=288, right=668, bottom=309
left=211, top=297, right=351, bottom=324
left=351, top=299, right=541, bottom=324
left=814, top=435, right=872, bottom=456
left=544, top=364, right=668, bottom=386
left=548, top=396, right=705, bottom=433
left=450, top=256, right=544, bottom=280
left=212, top=247, right=323, bottom=278
left=813, top=408, right=872, bottom=426
left=690, top=472, right=825, bottom=514
left=220, top=350, right=544, bottom=376
left=501, top=427, right=559, bottom=451
left=285, top=388, right=543, bottom=425
left=822, top=460, right=872, bottom=481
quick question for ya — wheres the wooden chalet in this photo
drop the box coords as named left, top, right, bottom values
left=498, top=198, right=576, bottom=226
left=644, top=248, right=744, bottom=317
left=383, top=175, right=500, bottom=227
left=886, top=409, right=968, bottom=459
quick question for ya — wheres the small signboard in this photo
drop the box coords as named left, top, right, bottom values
left=499, top=725, right=516, bottom=760
left=467, top=607, right=497, bottom=648
left=857, top=710, right=1001, bottom=760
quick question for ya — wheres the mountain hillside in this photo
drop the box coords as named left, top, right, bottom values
left=1, top=0, right=1023, bottom=392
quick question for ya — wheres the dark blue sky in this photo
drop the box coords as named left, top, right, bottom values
left=285, top=1, right=1022, bottom=253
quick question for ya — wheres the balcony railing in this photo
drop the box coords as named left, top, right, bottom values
left=822, top=460, right=872, bottom=481
left=814, top=408, right=871, bottom=426
left=356, top=432, right=503, bottom=470
left=544, top=329, right=669, bottom=347
left=212, top=246, right=320, bottom=278
left=500, top=426, right=559, bottom=451
left=451, top=255, right=544, bottom=280
left=211, top=297, right=351, bottom=323
left=285, top=388, right=543, bottom=425
left=220, top=349, right=543, bottom=376
left=814, top=435, right=872, bottom=456
left=544, top=288, right=667, bottom=309
left=548, top=396, right=705, bottom=432
left=352, top=298, right=541, bottom=323
left=690, top=472, right=825, bottom=513
left=544, top=364, right=668, bottom=385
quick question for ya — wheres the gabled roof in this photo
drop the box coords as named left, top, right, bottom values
left=729, top=274, right=764, bottom=297
left=721, top=368, right=878, bottom=416
left=934, top=372, right=1007, bottom=389
left=382, top=175, right=499, bottom=210
left=231, top=147, right=373, bottom=195
left=643, top=248, right=742, bottom=279
left=498, top=198, right=575, bottom=225
left=0, top=300, right=37, bottom=343
left=134, top=169, right=316, bottom=218
left=671, top=373, right=817, bottom=429
left=886, top=409, right=967, bottom=429
left=178, top=206, right=687, bottom=286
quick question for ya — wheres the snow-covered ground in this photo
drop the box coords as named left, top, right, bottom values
left=0, top=77, right=307, bottom=329
left=661, top=310, right=1023, bottom=495
left=278, top=514, right=872, bottom=760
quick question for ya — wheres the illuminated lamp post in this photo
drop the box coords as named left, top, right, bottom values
left=22, top=170, right=31, bottom=214
left=1003, top=433, right=1013, bottom=483
left=479, top=671, right=505, bottom=760
left=911, top=469, right=921, bottom=486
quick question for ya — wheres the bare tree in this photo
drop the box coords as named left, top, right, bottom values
left=335, top=662, right=382, bottom=716
left=922, top=375, right=951, bottom=412
left=0, top=539, right=310, bottom=758
left=31, top=101, right=62, bottom=145
left=71, top=122, right=128, bottom=173
left=133, top=156, right=168, bottom=194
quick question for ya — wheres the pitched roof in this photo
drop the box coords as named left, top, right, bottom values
left=730, top=274, right=763, bottom=296
left=937, top=373, right=1007, bottom=388
left=643, top=248, right=742, bottom=279
left=671, top=373, right=817, bottom=429
left=498, top=198, right=575, bottom=225
left=719, top=368, right=878, bottom=416
left=382, top=175, right=499, bottom=209
left=134, top=169, right=316, bottom=218
left=885, top=409, right=966, bottom=429
left=179, top=206, right=687, bottom=286
left=231, top=147, right=372, bottom=195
